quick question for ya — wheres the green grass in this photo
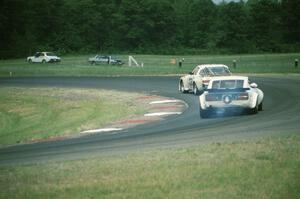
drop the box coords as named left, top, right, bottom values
left=0, top=87, right=146, bottom=146
left=0, top=53, right=299, bottom=77
left=0, top=136, right=299, bottom=199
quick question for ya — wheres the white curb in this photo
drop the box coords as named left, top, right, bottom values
left=144, top=112, right=182, bottom=117
left=149, top=100, right=182, bottom=104
left=80, top=128, right=123, bottom=134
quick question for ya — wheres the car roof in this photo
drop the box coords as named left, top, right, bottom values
left=209, top=75, right=248, bottom=81
left=196, top=64, right=229, bottom=70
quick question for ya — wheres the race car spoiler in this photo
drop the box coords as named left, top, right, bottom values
left=204, top=88, right=250, bottom=93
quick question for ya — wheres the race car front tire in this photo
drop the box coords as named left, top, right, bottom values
left=179, top=81, right=188, bottom=93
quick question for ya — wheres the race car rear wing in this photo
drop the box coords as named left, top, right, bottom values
left=204, top=88, right=250, bottom=93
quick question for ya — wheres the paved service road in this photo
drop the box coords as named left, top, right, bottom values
left=0, top=76, right=299, bottom=165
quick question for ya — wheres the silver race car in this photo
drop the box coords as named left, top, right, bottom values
left=179, top=64, right=231, bottom=95
left=199, top=76, right=264, bottom=118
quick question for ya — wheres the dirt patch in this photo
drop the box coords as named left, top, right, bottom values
left=119, top=119, right=154, bottom=124
left=30, top=135, right=69, bottom=143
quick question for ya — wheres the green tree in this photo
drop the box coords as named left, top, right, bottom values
left=186, top=0, right=217, bottom=50
left=0, top=0, right=28, bottom=57
left=248, top=0, right=281, bottom=51
left=117, top=0, right=176, bottom=53
left=280, top=0, right=300, bottom=44
left=0, top=0, right=299, bottom=58
left=215, top=2, right=250, bottom=53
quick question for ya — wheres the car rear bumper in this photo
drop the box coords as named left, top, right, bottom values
left=201, top=100, right=254, bottom=112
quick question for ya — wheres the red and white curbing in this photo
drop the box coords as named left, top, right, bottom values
left=81, top=98, right=186, bottom=134
left=145, top=99, right=184, bottom=117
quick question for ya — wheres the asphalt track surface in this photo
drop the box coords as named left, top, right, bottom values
left=0, top=76, right=299, bottom=165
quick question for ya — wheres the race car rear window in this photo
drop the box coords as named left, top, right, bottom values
left=212, top=80, right=244, bottom=89
left=209, top=67, right=231, bottom=75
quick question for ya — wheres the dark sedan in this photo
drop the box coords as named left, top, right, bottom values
left=88, top=55, right=124, bottom=65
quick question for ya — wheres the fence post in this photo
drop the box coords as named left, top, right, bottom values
left=295, top=59, right=298, bottom=68
left=233, top=60, right=236, bottom=69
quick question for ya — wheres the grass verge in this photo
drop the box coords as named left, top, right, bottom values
left=0, top=135, right=299, bottom=199
left=0, top=53, right=299, bottom=77
left=0, top=87, right=146, bottom=146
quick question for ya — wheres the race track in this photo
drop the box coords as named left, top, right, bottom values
left=0, top=76, right=299, bottom=165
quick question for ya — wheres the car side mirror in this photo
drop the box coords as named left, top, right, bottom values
left=250, top=83, right=258, bottom=88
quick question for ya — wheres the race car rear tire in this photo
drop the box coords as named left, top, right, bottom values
left=258, top=101, right=263, bottom=111
left=200, top=106, right=210, bottom=118
left=250, top=103, right=258, bottom=114
left=193, top=83, right=200, bottom=95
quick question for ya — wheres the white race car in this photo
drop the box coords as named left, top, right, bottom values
left=27, top=52, right=61, bottom=63
left=179, top=64, right=231, bottom=95
left=199, top=76, right=264, bottom=118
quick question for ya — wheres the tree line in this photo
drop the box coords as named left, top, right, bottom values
left=0, top=0, right=299, bottom=58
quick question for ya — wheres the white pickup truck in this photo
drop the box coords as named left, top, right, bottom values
left=27, top=52, right=61, bottom=63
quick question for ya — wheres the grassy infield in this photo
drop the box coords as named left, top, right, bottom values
left=0, top=53, right=299, bottom=77
left=0, top=87, right=146, bottom=146
left=0, top=53, right=299, bottom=198
left=1, top=136, right=299, bottom=199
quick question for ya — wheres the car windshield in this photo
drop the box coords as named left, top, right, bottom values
left=212, top=80, right=244, bottom=89
left=208, top=67, right=231, bottom=76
